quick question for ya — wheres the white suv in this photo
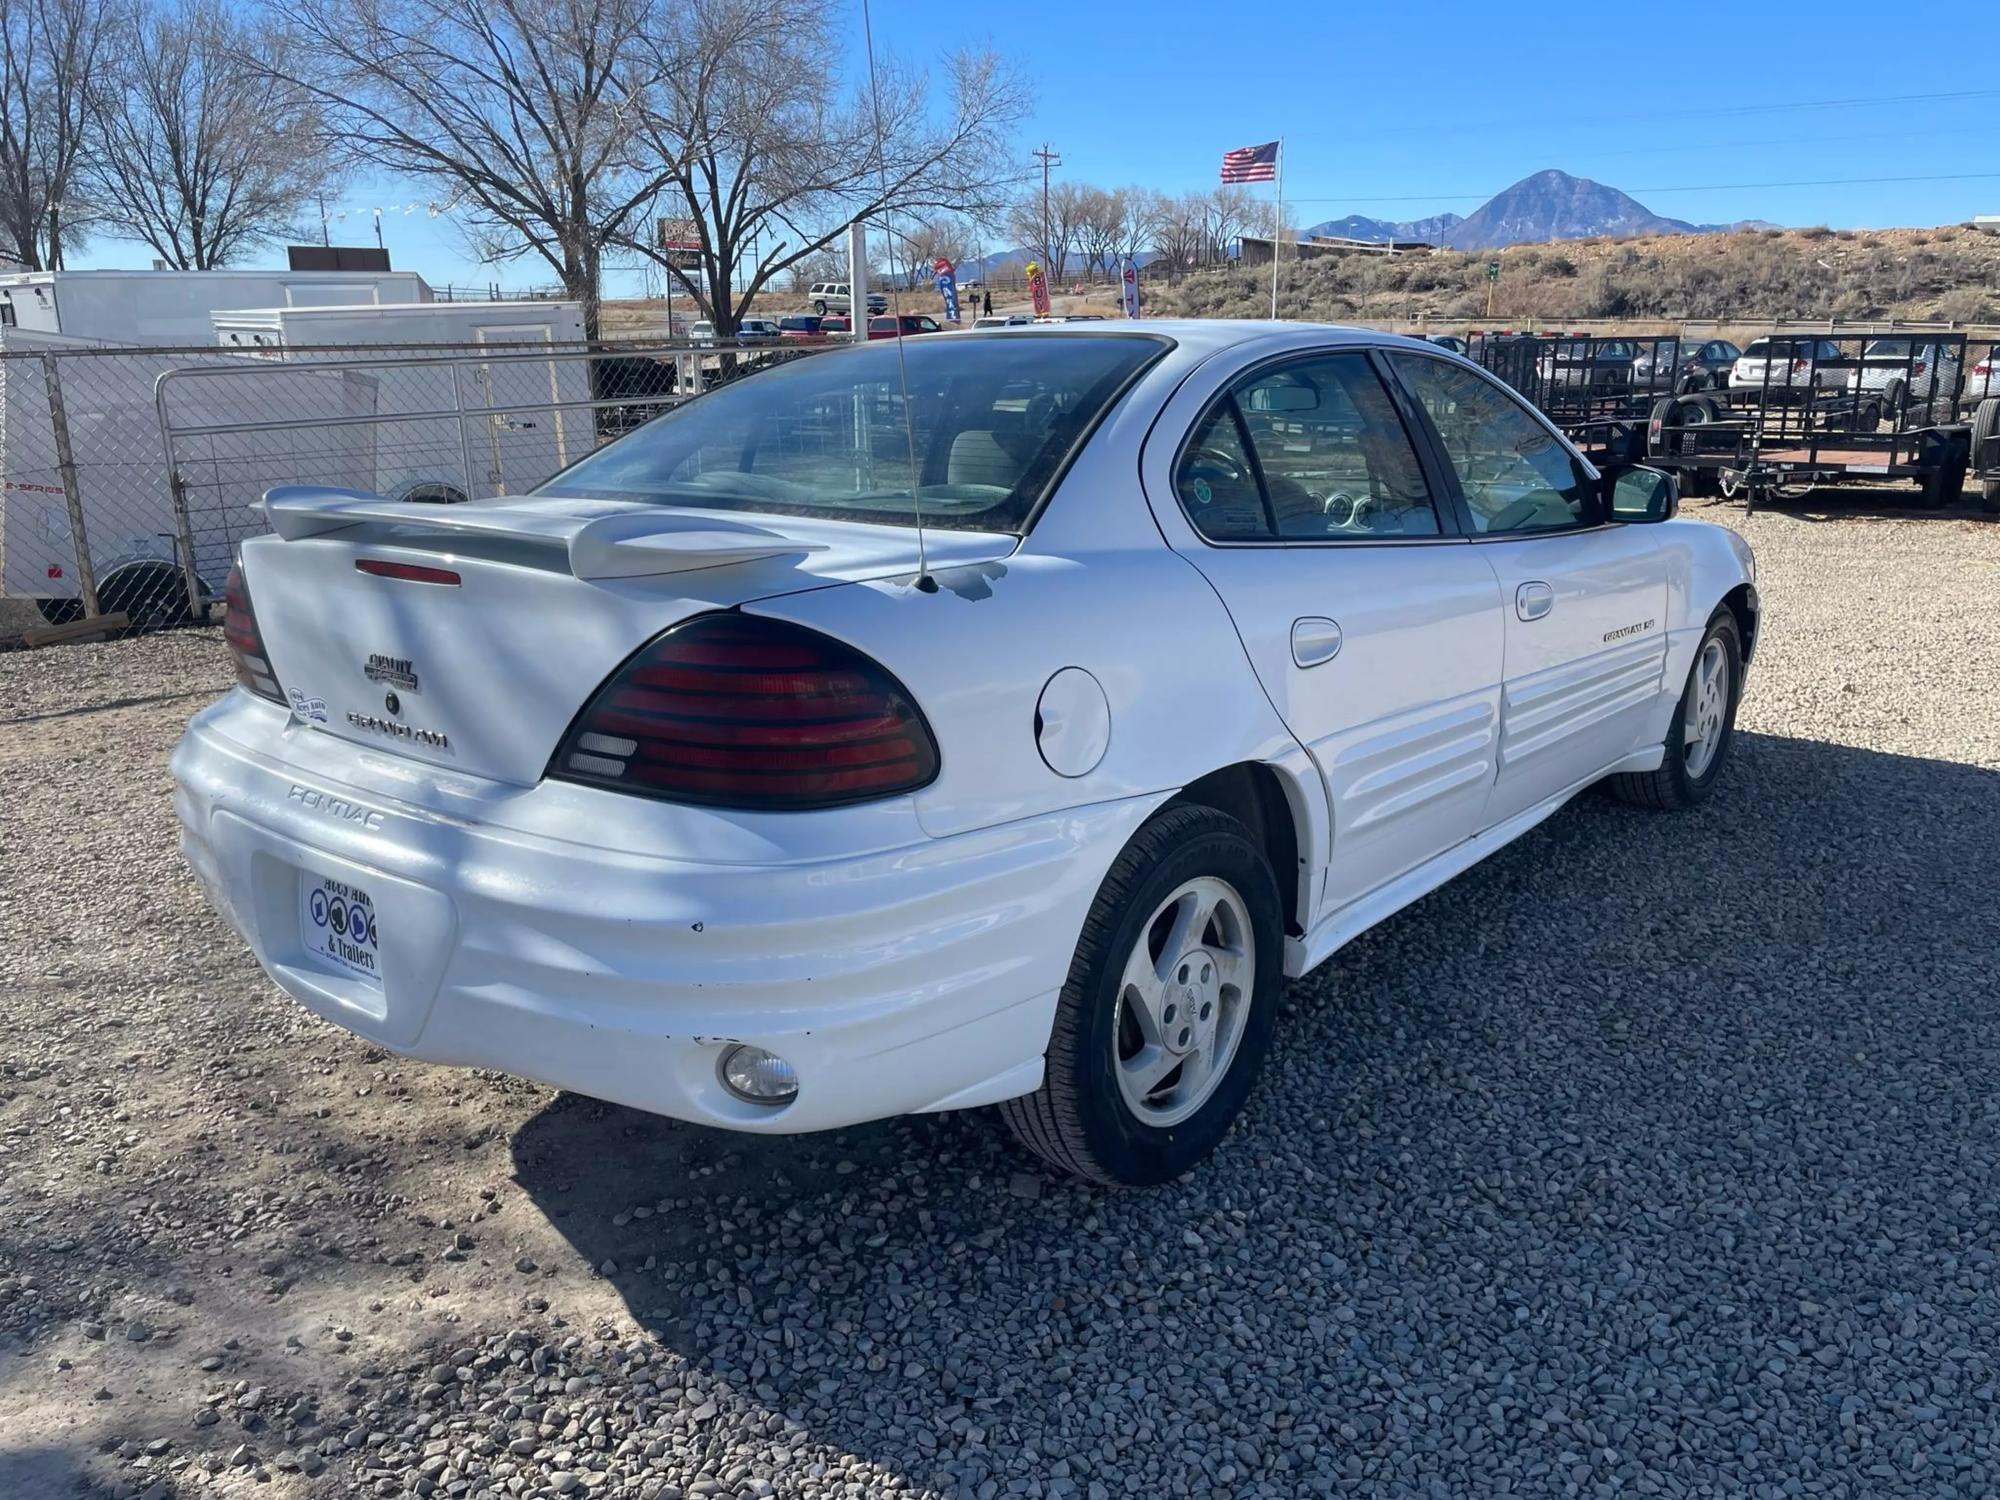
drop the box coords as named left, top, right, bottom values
left=807, top=282, right=888, bottom=317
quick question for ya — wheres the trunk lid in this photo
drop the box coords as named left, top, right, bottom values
left=243, top=488, right=1013, bottom=786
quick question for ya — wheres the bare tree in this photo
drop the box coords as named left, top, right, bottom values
left=886, top=214, right=970, bottom=291
left=1148, top=192, right=1204, bottom=283
left=271, top=0, right=686, bottom=336
left=0, top=0, right=108, bottom=268
left=1007, top=176, right=1086, bottom=283
left=623, top=0, right=1027, bottom=334
left=1073, top=186, right=1127, bottom=277
left=1116, top=186, right=1161, bottom=265
left=86, top=0, right=322, bottom=268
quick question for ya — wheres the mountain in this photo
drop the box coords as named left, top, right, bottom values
left=1301, top=212, right=1464, bottom=244
left=1437, top=170, right=1699, bottom=249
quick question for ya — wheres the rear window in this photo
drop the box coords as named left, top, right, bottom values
left=1862, top=338, right=1919, bottom=357
left=538, top=333, right=1169, bottom=533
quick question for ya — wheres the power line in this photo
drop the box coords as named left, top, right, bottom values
left=1283, top=170, right=2000, bottom=206
left=1326, top=87, right=2000, bottom=144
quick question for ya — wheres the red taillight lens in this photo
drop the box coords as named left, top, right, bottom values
left=550, top=614, right=940, bottom=810
left=223, top=562, right=285, bottom=704
left=356, top=558, right=461, bottom=585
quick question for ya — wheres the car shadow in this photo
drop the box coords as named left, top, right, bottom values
left=509, top=730, right=2000, bottom=1495
left=1684, top=486, right=1998, bottom=525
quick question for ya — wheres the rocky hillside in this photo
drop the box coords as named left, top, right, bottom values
left=1154, top=223, right=2000, bottom=326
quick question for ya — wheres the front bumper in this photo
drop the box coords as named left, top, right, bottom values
left=172, top=693, right=1156, bottom=1132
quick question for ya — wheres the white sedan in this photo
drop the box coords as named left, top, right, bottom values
left=173, top=322, right=1758, bottom=1186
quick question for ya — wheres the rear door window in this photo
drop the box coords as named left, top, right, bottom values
left=1173, top=352, right=1441, bottom=541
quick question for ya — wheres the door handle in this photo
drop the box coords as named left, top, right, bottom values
left=1516, top=581, right=1554, bottom=622
left=1291, top=616, right=1343, bottom=667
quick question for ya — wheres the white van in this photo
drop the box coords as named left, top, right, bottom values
left=806, top=282, right=887, bottom=317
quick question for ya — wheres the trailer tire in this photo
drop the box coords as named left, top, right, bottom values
left=1681, top=395, right=1718, bottom=426
left=99, top=561, right=203, bottom=632
left=1918, top=434, right=1968, bottom=509
left=1971, top=398, right=2000, bottom=513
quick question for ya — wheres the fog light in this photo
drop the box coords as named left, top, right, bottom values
left=718, top=1044, right=799, bottom=1105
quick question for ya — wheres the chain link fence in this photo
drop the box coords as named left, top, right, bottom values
left=0, top=334, right=833, bottom=638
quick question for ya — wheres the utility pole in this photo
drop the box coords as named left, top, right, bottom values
left=1032, top=143, right=1061, bottom=277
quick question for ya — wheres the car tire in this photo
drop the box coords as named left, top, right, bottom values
left=1001, top=803, right=1283, bottom=1186
left=1881, top=376, right=1907, bottom=424
left=812, top=300, right=827, bottom=315
left=1606, top=609, right=1743, bottom=812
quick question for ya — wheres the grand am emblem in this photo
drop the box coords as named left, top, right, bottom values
left=346, top=711, right=450, bottom=750
left=364, top=654, right=419, bottom=692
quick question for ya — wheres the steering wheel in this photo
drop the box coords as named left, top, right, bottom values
left=1484, top=493, right=1555, bottom=532
left=1184, top=445, right=1248, bottom=485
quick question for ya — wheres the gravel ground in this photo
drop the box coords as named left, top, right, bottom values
left=2, top=499, right=1998, bottom=1500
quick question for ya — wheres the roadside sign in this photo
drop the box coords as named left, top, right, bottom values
left=656, top=218, right=702, bottom=271
left=1486, top=260, right=1501, bottom=282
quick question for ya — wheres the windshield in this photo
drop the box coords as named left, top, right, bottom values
left=539, top=332, right=1169, bottom=532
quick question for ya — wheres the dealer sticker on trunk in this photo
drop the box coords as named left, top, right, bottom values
left=302, top=876, right=381, bottom=985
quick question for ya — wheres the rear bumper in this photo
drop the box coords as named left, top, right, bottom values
left=172, top=693, right=1155, bottom=1132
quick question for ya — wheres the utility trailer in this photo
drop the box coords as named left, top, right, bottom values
left=1472, top=332, right=1690, bottom=470
left=1641, top=333, right=1974, bottom=513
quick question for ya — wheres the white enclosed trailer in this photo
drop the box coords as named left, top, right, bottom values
left=206, top=300, right=593, bottom=504
left=3, top=297, right=589, bottom=625
left=0, top=269, right=432, bottom=345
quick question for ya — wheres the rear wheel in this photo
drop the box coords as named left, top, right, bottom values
left=1881, top=376, right=1908, bottom=425
left=812, top=299, right=828, bottom=315
left=1001, top=804, right=1282, bottom=1185
left=1607, top=610, right=1743, bottom=811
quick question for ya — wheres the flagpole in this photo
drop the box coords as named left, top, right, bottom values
left=1270, top=137, right=1283, bottom=320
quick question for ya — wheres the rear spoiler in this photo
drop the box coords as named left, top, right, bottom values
left=258, top=486, right=825, bottom=581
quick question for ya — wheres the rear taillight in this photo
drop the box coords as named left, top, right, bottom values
left=550, top=613, right=940, bottom=810
left=1975, top=362, right=1992, bottom=377
left=1911, top=360, right=1927, bottom=376
left=223, top=562, right=285, bottom=704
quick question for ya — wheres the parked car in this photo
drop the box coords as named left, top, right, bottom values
left=736, top=318, right=782, bottom=342
left=807, top=281, right=888, bottom=317
left=1419, top=334, right=1469, bottom=356
left=1968, top=343, right=2000, bottom=402
left=867, top=313, right=943, bottom=339
left=688, top=320, right=716, bottom=344
left=1843, top=337, right=1963, bottom=408
left=175, top=323, right=1756, bottom=1186
left=818, top=315, right=851, bottom=334
left=1732, top=336, right=1846, bottom=391
left=1535, top=338, right=1639, bottom=391
left=1631, top=338, right=1740, bottom=391
left=777, top=315, right=827, bottom=339
left=973, top=314, right=1034, bottom=329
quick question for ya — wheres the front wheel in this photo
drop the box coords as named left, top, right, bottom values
left=1606, top=610, right=1743, bottom=810
left=1001, top=805, right=1282, bottom=1185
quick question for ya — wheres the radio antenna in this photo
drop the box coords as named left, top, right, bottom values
left=858, top=0, right=937, bottom=592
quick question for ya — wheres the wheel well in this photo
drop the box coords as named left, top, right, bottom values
left=1168, top=763, right=1307, bottom=938
left=1722, top=583, right=1758, bottom=664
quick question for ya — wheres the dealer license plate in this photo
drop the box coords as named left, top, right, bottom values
left=301, top=875, right=381, bottom=985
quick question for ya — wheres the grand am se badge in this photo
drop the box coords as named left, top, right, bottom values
left=345, top=711, right=450, bottom=749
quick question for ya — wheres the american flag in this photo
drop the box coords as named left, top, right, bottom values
left=1220, top=141, right=1279, bottom=184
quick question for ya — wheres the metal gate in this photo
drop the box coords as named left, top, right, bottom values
left=147, top=338, right=828, bottom=628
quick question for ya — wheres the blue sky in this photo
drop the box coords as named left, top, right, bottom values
left=77, top=0, right=1996, bottom=291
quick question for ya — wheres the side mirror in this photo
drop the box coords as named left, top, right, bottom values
left=1606, top=463, right=1678, bottom=523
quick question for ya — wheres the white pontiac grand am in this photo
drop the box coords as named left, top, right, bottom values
left=173, top=321, right=1758, bottom=1186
